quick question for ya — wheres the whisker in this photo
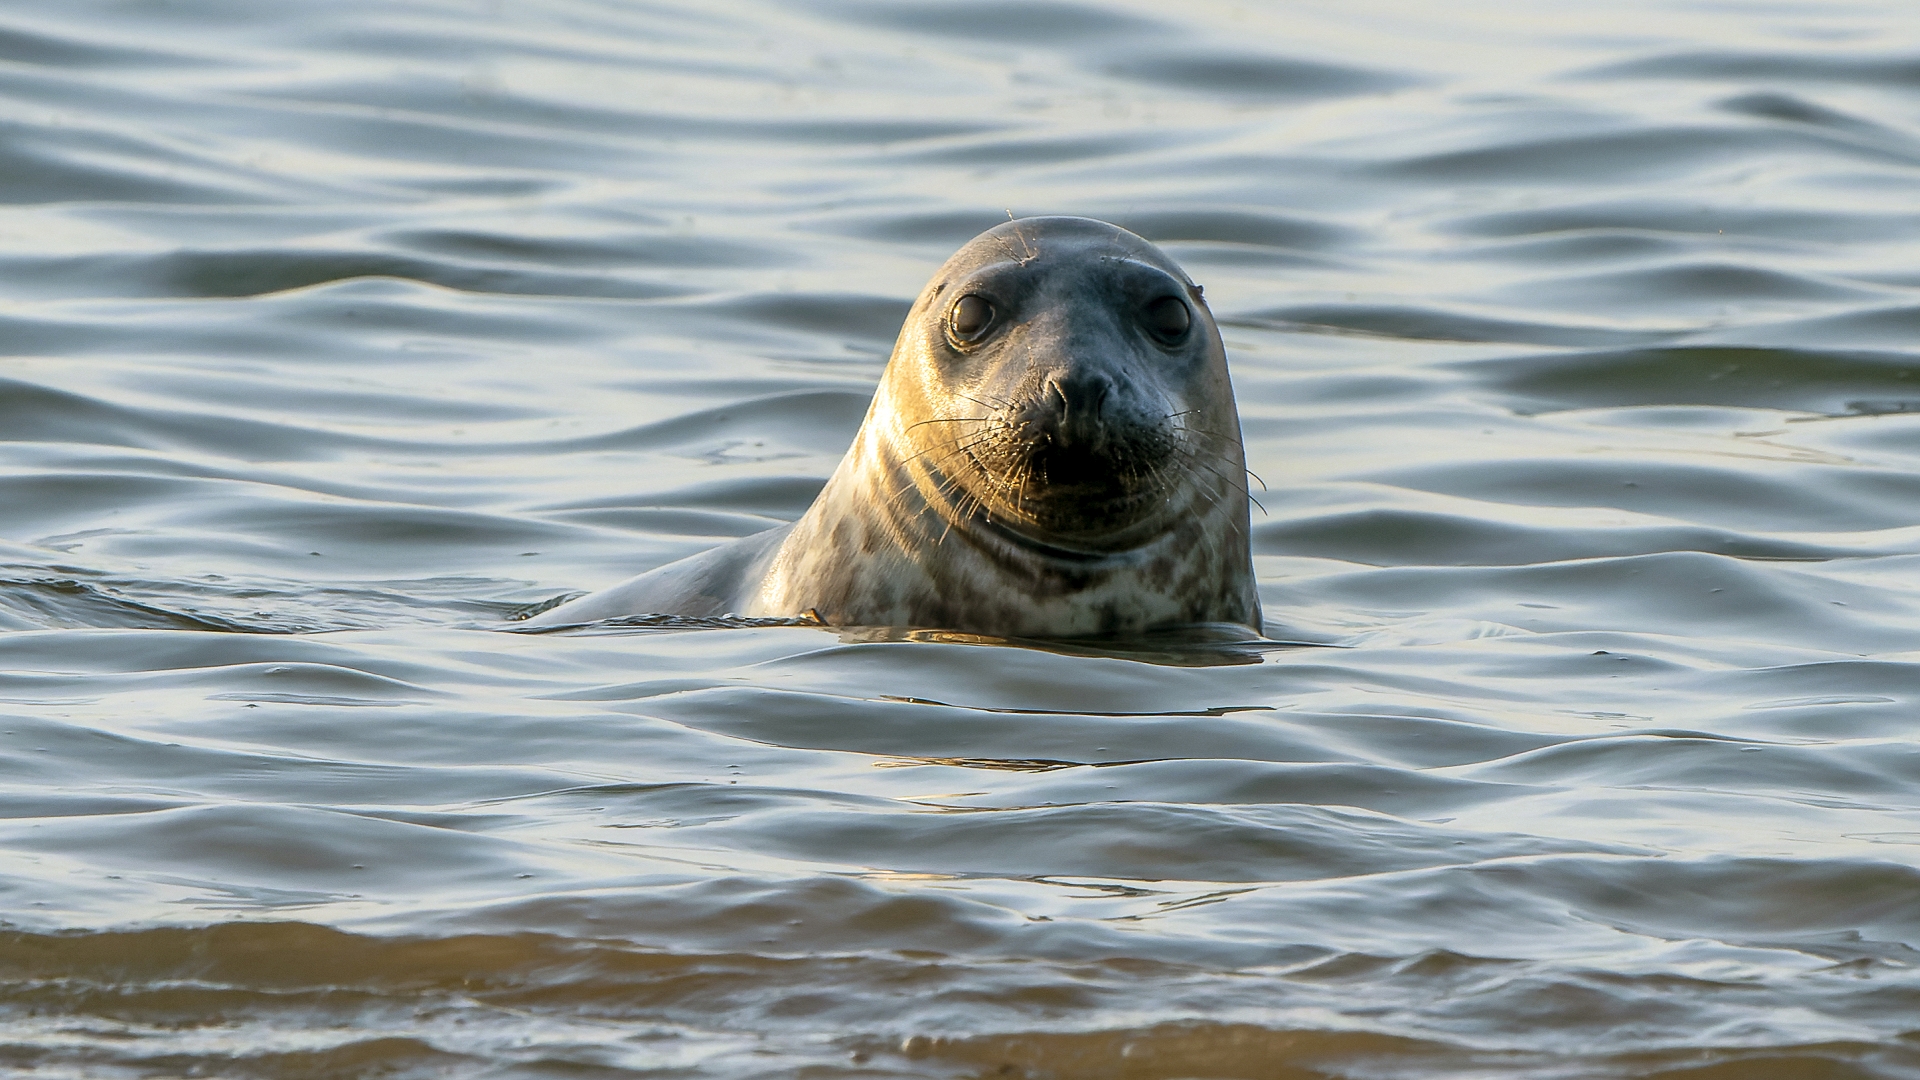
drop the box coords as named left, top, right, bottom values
left=901, top=426, right=1002, bottom=466
left=954, top=391, right=1011, bottom=413
left=1166, top=447, right=1268, bottom=515
left=904, top=416, right=989, bottom=433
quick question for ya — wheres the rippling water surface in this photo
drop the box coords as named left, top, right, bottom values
left=6, top=1, right=1920, bottom=1075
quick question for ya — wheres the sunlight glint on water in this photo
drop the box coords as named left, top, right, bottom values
left=2, top=0, right=1920, bottom=1076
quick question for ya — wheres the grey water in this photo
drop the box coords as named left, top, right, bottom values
left=4, top=0, right=1920, bottom=1076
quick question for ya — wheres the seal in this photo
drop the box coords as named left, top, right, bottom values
left=523, top=216, right=1261, bottom=637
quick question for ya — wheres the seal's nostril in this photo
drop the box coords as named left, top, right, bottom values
left=1034, top=370, right=1119, bottom=453
left=1065, top=372, right=1112, bottom=414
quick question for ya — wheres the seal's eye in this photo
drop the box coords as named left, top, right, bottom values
left=1144, top=296, right=1191, bottom=344
left=948, top=294, right=995, bottom=343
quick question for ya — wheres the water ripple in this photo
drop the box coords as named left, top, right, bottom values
left=4, top=0, right=1920, bottom=1075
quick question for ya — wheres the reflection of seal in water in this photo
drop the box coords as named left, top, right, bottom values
left=524, top=217, right=1261, bottom=637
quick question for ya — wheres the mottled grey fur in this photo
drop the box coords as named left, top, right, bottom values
left=524, top=217, right=1260, bottom=636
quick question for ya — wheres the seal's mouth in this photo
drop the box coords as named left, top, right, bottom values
left=958, top=423, right=1176, bottom=540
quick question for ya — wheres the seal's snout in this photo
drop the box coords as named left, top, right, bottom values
left=981, top=358, right=1171, bottom=535
left=1037, top=369, right=1115, bottom=450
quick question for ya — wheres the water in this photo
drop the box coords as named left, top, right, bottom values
left=4, top=0, right=1920, bottom=1075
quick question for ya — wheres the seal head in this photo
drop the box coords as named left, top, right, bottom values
left=524, top=216, right=1260, bottom=637
left=751, top=216, right=1259, bottom=635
